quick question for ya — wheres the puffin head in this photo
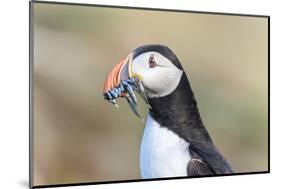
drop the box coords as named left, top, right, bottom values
left=129, top=45, right=184, bottom=98
left=103, top=44, right=185, bottom=118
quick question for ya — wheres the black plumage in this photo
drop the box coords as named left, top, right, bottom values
left=134, top=45, right=234, bottom=176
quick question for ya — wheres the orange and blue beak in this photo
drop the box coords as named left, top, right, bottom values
left=103, top=53, right=150, bottom=120
left=103, top=55, right=130, bottom=96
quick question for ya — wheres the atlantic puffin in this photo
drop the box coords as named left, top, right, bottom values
left=103, top=44, right=234, bottom=178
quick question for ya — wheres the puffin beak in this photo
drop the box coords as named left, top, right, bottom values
left=103, top=53, right=132, bottom=97
left=103, top=53, right=151, bottom=120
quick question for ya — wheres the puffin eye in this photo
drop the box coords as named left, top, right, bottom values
left=149, top=54, right=157, bottom=68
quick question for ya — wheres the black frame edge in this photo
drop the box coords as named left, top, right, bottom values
left=32, top=171, right=270, bottom=189
left=267, top=16, right=270, bottom=173
left=29, top=1, right=34, bottom=188
left=29, top=1, right=271, bottom=188
left=32, top=0, right=269, bottom=18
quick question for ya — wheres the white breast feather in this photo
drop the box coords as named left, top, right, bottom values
left=140, top=114, right=191, bottom=178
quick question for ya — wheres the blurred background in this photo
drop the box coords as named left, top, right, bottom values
left=32, top=2, right=268, bottom=186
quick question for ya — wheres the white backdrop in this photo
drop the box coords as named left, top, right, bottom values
left=0, top=0, right=277, bottom=189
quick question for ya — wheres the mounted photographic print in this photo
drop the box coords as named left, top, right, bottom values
left=29, top=1, right=269, bottom=188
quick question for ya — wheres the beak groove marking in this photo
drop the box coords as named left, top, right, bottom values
left=103, top=58, right=126, bottom=94
left=103, top=53, right=150, bottom=121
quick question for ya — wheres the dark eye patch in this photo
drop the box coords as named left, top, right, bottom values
left=149, top=54, right=157, bottom=68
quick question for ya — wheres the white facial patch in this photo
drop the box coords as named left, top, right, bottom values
left=131, top=52, right=183, bottom=98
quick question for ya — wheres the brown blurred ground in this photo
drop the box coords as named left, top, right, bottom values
left=32, top=2, right=268, bottom=186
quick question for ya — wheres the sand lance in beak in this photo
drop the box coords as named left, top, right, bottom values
left=103, top=54, right=150, bottom=121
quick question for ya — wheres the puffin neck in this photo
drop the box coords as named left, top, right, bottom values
left=147, top=73, right=212, bottom=143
